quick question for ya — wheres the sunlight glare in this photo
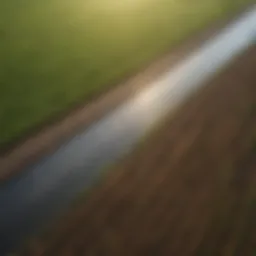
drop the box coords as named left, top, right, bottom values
left=98, top=0, right=153, bottom=12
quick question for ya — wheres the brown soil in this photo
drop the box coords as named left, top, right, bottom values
left=0, top=5, right=253, bottom=182
left=19, top=45, right=256, bottom=255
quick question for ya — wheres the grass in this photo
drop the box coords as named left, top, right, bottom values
left=0, top=0, right=254, bottom=147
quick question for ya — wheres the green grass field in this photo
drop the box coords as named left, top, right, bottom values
left=0, top=0, right=253, bottom=147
